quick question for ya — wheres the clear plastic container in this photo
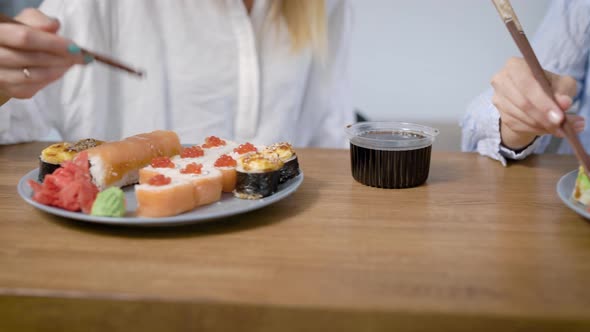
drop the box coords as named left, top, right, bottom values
left=345, top=122, right=439, bottom=189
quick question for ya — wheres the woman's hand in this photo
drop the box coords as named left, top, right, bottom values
left=491, top=57, right=584, bottom=150
left=0, top=8, right=86, bottom=101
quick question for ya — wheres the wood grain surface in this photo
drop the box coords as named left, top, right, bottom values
left=1, top=142, right=589, bottom=331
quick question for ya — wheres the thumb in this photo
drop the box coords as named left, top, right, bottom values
left=546, top=70, right=577, bottom=98
left=15, top=8, right=60, bottom=33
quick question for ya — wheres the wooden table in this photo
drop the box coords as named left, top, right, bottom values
left=1, top=142, right=590, bottom=331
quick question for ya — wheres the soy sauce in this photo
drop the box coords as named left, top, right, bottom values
left=350, top=131, right=432, bottom=189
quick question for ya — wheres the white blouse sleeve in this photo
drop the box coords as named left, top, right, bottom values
left=460, top=88, right=547, bottom=166
left=0, top=0, right=66, bottom=144
left=297, top=0, right=355, bottom=148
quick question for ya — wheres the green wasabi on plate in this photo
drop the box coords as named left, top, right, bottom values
left=91, top=187, right=126, bottom=217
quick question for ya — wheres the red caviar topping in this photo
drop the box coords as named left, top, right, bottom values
left=180, top=146, right=204, bottom=158
left=180, top=163, right=203, bottom=174
left=151, top=156, right=175, bottom=168
left=148, top=174, right=171, bottom=186
left=234, top=142, right=257, bottom=154
left=214, top=154, right=237, bottom=167
left=202, top=136, right=226, bottom=148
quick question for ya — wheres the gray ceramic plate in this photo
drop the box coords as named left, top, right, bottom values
left=18, top=169, right=303, bottom=227
left=556, top=169, right=589, bottom=219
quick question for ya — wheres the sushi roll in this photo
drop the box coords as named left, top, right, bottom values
left=86, top=130, right=181, bottom=190
left=38, top=139, right=104, bottom=182
left=38, top=142, right=76, bottom=182
left=234, top=152, right=284, bottom=200
left=179, top=164, right=223, bottom=207
left=135, top=175, right=196, bottom=218
left=68, top=138, right=103, bottom=153
left=213, top=154, right=238, bottom=193
left=200, top=136, right=238, bottom=158
left=263, top=143, right=299, bottom=184
left=207, top=142, right=260, bottom=193
left=139, top=158, right=223, bottom=207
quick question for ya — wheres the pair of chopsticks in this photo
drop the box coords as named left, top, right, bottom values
left=491, top=0, right=590, bottom=173
left=0, top=13, right=144, bottom=77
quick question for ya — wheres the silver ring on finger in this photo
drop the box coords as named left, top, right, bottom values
left=22, top=68, right=31, bottom=79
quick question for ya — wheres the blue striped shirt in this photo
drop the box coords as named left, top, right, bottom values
left=461, top=0, right=590, bottom=165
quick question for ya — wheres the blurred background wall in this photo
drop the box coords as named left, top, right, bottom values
left=349, top=0, right=551, bottom=150
left=1, top=0, right=552, bottom=150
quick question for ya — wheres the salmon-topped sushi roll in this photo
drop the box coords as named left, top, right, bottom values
left=200, top=136, right=238, bottom=159
left=135, top=175, right=196, bottom=218
left=178, top=145, right=205, bottom=160
left=213, top=154, right=237, bottom=193
left=210, top=142, right=260, bottom=193
left=178, top=163, right=223, bottom=206
left=139, top=156, right=176, bottom=184
left=139, top=159, right=223, bottom=208
left=87, top=130, right=181, bottom=190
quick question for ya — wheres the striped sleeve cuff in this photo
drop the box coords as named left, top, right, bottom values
left=462, top=89, right=543, bottom=165
left=499, top=138, right=540, bottom=161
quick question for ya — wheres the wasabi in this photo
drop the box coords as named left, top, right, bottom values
left=91, top=187, right=126, bottom=217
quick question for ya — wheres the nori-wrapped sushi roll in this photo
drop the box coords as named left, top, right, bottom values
left=233, top=152, right=283, bottom=200
left=38, top=142, right=76, bottom=182
left=263, top=143, right=299, bottom=184
left=38, top=139, right=103, bottom=182
left=68, top=138, right=103, bottom=153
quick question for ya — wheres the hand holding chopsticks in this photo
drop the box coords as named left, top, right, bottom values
left=491, top=58, right=584, bottom=149
left=491, top=0, right=590, bottom=173
left=0, top=9, right=142, bottom=102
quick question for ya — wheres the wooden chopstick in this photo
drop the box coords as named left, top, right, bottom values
left=491, top=0, right=590, bottom=174
left=80, top=50, right=144, bottom=77
left=0, top=13, right=144, bottom=77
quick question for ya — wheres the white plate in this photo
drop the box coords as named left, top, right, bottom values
left=556, top=169, right=590, bottom=219
left=18, top=169, right=303, bottom=227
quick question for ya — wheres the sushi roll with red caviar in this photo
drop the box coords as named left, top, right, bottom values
left=209, top=142, right=259, bottom=193
left=139, top=156, right=223, bottom=208
left=234, top=152, right=283, bottom=200
left=86, top=130, right=181, bottom=190
left=135, top=174, right=196, bottom=218
left=214, top=154, right=238, bottom=193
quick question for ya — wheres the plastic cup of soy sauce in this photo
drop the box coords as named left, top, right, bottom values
left=345, top=122, right=439, bottom=189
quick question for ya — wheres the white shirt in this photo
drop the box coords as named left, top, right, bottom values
left=0, top=0, right=354, bottom=147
